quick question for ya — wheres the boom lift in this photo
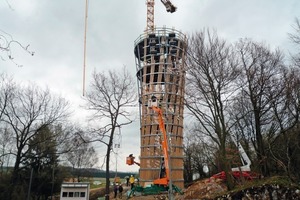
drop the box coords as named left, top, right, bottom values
left=148, top=96, right=171, bottom=186
left=211, top=134, right=258, bottom=181
left=126, top=96, right=182, bottom=197
left=230, top=134, right=251, bottom=173
left=126, top=154, right=140, bottom=166
left=126, top=96, right=171, bottom=185
left=126, top=96, right=171, bottom=183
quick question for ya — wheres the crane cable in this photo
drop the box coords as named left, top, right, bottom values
left=82, top=0, right=89, bottom=96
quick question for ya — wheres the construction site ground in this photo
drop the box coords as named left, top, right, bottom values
left=90, top=176, right=300, bottom=200
left=89, top=179, right=227, bottom=200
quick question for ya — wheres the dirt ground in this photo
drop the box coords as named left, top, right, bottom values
left=90, top=177, right=300, bottom=200
left=89, top=178, right=226, bottom=200
left=123, top=178, right=226, bottom=200
left=90, top=185, right=131, bottom=200
left=128, top=179, right=226, bottom=200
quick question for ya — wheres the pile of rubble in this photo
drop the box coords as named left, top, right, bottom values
left=216, top=184, right=300, bottom=200
left=182, top=177, right=300, bottom=200
left=182, top=178, right=227, bottom=199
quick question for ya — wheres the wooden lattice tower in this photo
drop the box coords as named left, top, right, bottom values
left=134, top=27, right=187, bottom=189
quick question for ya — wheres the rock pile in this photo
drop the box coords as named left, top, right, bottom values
left=216, top=184, right=300, bottom=200
left=182, top=178, right=227, bottom=199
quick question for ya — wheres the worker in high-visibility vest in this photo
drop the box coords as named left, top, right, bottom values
left=129, top=175, right=135, bottom=189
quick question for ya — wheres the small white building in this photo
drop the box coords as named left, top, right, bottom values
left=60, top=182, right=90, bottom=200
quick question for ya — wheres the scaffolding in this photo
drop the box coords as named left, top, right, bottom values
left=134, top=27, right=187, bottom=189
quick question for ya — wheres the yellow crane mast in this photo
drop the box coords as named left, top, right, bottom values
left=146, top=0, right=177, bottom=32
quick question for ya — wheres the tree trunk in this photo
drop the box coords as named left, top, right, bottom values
left=254, top=111, right=269, bottom=177
left=6, top=148, right=22, bottom=200
left=105, top=146, right=111, bottom=200
left=220, top=140, right=234, bottom=190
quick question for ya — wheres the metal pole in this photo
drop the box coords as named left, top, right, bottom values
left=115, top=151, right=118, bottom=181
left=50, top=164, right=55, bottom=200
left=27, top=167, right=33, bottom=200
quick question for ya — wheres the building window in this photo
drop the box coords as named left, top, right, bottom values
left=68, top=192, right=74, bottom=197
left=80, top=192, right=86, bottom=197
left=74, top=192, right=80, bottom=197
left=62, top=192, right=68, bottom=197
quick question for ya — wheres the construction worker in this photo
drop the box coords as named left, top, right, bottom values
left=160, top=157, right=166, bottom=178
left=129, top=175, right=135, bottom=189
left=113, top=184, right=118, bottom=199
left=118, top=184, right=123, bottom=199
left=126, top=176, right=129, bottom=186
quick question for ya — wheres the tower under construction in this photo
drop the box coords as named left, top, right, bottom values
left=134, top=27, right=187, bottom=189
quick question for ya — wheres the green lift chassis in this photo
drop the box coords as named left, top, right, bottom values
left=127, top=184, right=183, bottom=199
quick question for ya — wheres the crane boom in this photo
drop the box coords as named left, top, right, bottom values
left=161, top=0, right=177, bottom=13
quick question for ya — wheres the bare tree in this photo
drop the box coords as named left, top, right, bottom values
left=267, top=66, right=300, bottom=181
left=289, top=18, right=300, bottom=46
left=0, top=73, right=15, bottom=171
left=65, top=133, right=98, bottom=181
left=185, top=30, right=239, bottom=189
left=234, top=39, right=285, bottom=176
left=84, top=67, right=137, bottom=200
left=0, top=126, right=14, bottom=174
left=0, top=73, right=15, bottom=121
left=183, top=143, right=193, bottom=183
left=0, top=80, right=70, bottom=199
left=289, top=18, right=300, bottom=71
left=0, top=30, right=34, bottom=67
left=0, top=3, right=34, bottom=67
left=184, top=123, right=217, bottom=184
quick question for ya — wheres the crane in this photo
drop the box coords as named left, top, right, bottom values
left=146, top=0, right=177, bottom=31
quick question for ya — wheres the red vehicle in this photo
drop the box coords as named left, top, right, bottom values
left=211, top=171, right=259, bottom=181
left=211, top=134, right=259, bottom=181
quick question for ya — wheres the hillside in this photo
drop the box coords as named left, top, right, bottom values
left=183, top=176, right=300, bottom=199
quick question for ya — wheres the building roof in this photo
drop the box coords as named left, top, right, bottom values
left=61, top=182, right=90, bottom=188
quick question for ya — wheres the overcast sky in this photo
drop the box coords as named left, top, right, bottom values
left=1, top=0, right=300, bottom=173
